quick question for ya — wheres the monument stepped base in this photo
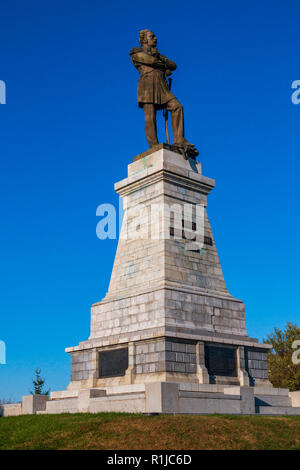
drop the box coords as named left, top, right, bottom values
left=2, top=384, right=300, bottom=417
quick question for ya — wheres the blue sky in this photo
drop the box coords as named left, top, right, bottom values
left=0, top=0, right=299, bottom=400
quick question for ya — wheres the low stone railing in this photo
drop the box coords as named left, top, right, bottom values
left=0, top=395, right=49, bottom=417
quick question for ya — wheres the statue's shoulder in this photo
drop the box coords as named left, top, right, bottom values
left=129, top=46, right=142, bottom=56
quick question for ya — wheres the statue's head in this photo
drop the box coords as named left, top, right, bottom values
left=139, top=30, right=157, bottom=48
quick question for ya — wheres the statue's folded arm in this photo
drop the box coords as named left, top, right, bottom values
left=132, top=52, right=176, bottom=71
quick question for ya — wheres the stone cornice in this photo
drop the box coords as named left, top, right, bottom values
left=116, top=168, right=215, bottom=198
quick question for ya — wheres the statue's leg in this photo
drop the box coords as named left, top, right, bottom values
left=166, top=98, right=184, bottom=146
left=167, top=98, right=199, bottom=159
left=143, top=104, right=159, bottom=148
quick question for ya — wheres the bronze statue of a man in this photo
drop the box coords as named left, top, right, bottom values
left=130, top=29, right=198, bottom=159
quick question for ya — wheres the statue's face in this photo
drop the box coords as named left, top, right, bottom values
left=146, top=31, right=157, bottom=47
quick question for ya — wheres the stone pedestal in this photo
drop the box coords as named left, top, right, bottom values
left=65, top=145, right=271, bottom=391
left=9, top=145, right=300, bottom=416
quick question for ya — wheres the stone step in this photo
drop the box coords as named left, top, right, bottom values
left=258, top=406, right=300, bottom=415
left=105, top=384, right=145, bottom=395
left=253, top=386, right=290, bottom=397
left=45, top=397, right=78, bottom=413
left=255, top=395, right=291, bottom=407
left=50, top=390, right=79, bottom=400
left=36, top=409, right=78, bottom=414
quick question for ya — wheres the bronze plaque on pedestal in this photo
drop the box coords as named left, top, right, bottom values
left=99, top=348, right=128, bottom=378
left=205, top=345, right=237, bottom=377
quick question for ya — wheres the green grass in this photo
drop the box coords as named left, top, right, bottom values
left=0, top=413, right=299, bottom=450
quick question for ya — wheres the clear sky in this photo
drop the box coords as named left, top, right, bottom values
left=0, top=0, right=299, bottom=401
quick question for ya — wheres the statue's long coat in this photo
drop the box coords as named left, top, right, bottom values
left=130, top=47, right=176, bottom=108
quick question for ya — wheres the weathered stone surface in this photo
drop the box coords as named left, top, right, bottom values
left=245, top=348, right=270, bottom=385
left=71, top=350, right=92, bottom=382
left=87, top=149, right=249, bottom=348
left=30, top=383, right=300, bottom=416
left=289, top=391, right=300, bottom=407
left=0, top=403, right=22, bottom=417
left=22, top=395, right=49, bottom=415
left=65, top=147, right=271, bottom=392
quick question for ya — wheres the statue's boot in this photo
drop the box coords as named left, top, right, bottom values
left=172, top=139, right=199, bottom=160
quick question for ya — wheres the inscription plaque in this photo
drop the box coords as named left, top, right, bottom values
left=99, top=347, right=128, bottom=378
left=205, top=345, right=237, bottom=377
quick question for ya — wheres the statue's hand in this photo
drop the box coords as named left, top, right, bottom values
left=165, top=69, right=172, bottom=77
left=154, top=57, right=168, bottom=71
left=160, top=55, right=177, bottom=72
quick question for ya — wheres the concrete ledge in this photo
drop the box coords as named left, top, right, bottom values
left=258, top=406, right=300, bottom=416
left=0, top=403, right=22, bottom=417
left=105, top=384, right=145, bottom=395
left=253, top=387, right=290, bottom=396
left=145, top=382, right=179, bottom=414
left=6, top=384, right=299, bottom=416
left=67, top=327, right=270, bottom=354
left=90, top=395, right=145, bottom=413
left=145, top=382, right=257, bottom=415
left=224, top=386, right=255, bottom=414
left=179, top=383, right=234, bottom=393
left=22, top=395, right=49, bottom=415
left=78, top=388, right=106, bottom=412
left=255, top=395, right=291, bottom=407
left=289, top=391, right=300, bottom=407
left=179, top=391, right=240, bottom=400
left=50, top=390, right=79, bottom=400
left=45, top=397, right=78, bottom=414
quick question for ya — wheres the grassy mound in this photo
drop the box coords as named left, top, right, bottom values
left=0, top=413, right=299, bottom=450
